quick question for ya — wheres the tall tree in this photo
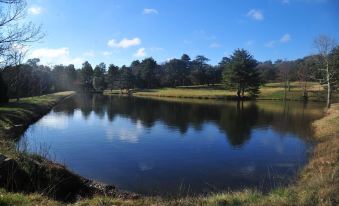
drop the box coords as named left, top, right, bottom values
left=140, top=58, right=157, bottom=88
left=296, top=56, right=317, bottom=99
left=222, top=49, right=260, bottom=98
left=314, top=35, right=337, bottom=108
left=107, top=64, right=120, bottom=91
left=190, top=55, right=209, bottom=85
left=94, top=62, right=106, bottom=77
left=81, top=61, right=93, bottom=91
left=118, top=65, right=134, bottom=92
left=276, top=60, right=295, bottom=100
left=164, top=59, right=188, bottom=87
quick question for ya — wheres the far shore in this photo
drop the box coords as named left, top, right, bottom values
left=103, top=82, right=339, bottom=103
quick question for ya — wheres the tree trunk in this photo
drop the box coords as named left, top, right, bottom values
left=326, top=61, right=331, bottom=108
left=284, top=80, right=287, bottom=101
left=237, top=89, right=241, bottom=99
left=303, top=81, right=308, bottom=100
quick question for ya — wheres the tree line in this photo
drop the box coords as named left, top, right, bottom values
left=0, top=1, right=338, bottom=107
left=1, top=42, right=338, bottom=102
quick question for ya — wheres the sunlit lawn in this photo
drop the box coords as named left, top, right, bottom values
left=106, top=82, right=339, bottom=102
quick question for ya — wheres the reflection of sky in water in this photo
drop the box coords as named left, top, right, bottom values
left=19, top=95, right=323, bottom=196
left=38, top=114, right=69, bottom=129
left=106, top=119, right=144, bottom=143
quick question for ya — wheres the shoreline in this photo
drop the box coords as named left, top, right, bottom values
left=0, top=92, right=137, bottom=202
left=0, top=91, right=337, bottom=205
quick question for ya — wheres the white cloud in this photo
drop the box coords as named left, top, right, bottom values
left=134, top=48, right=146, bottom=57
left=245, top=40, right=254, bottom=46
left=83, top=50, right=95, bottom=57
left=149, top=47, right=164, bottom=52
left=265, top=34, right=291, bottom=48
left=143, top=8, right=159, bottom=15
left=29, top=47, right=83, bottom=67
left=31, top=47, right=69, bottom=58
left=28, top=6, right=42, bottom=15
left=12, top=43, right=29, bottom=53
left=209, top=43, right=221, bottom=48
left=280, top=33, right=291, bottom=43
left=282, top=0, right=290, bottom=4
left=105, top=120, right=144, bottom=144
left=265, top=40, right=276, bottom=48
left=101, top=51, right=112, bottom=56
left=247, top=9, right=264, bottom=21
left=39, top=115, right=68, bottom=129
left=107, top=37, right=141, bottom=48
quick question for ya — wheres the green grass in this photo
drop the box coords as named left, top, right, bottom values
left=0, top=189, right=62, bottom=206
left=0, top=91, right=74, bottom=131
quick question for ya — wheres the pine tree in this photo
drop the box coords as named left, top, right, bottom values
left=222, top=49, right=261, bottom=98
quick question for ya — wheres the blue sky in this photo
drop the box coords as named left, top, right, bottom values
left=25, top=0, right=339, bottom=67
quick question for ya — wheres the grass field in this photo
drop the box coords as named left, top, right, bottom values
left=107, top=82, right=339, bottom=103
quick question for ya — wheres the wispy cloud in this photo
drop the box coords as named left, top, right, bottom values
left=245, top=40, right=254, bottom=46
left=29, top=47, right=83, bottom=67
left=209, top=43, right=221, bottom=48
left=265, top=33, right=291, bottom=48
left=247, top=9, right=264, bottom=21
left=28, top=6, right=42, bottom=15
left=280, top=33, right=291, bottom=43
left=83, top=50, right=95, bottom=57
left=134, top=48, right=146, bottom=57
left=143, top=8, right=159, bottom=15
left=265, top=40, right=276, bottom=48
left=101, top=51, right=112, bottom=56
left=107, top=38, right=141, bottom=48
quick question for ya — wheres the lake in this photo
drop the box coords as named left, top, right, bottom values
left=18, top=94, right=325, bottom=196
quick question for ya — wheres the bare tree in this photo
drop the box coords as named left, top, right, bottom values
left=7, top=43, right=26, bottom=100
left=314, top=35, right=337, bottom=108
left=276, top=60, right=294, bottom=100
left=297, top=56, right=317, bottom=100
left=0, top=0, right=43, bottom=67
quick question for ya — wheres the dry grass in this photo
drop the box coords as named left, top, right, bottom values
left=105, top=82, right=339, bottom=102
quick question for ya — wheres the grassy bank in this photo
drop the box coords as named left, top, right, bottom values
left=0, top=91, right=75, bottom=139
left=110, top=82, right=339, bottom=102
left=0, top=92, right=99, bottom=202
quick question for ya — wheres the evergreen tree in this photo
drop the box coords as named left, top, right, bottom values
left=222, top=49, right=260, bottom=98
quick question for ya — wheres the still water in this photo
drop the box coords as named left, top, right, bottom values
left=19, top=94, right=324, bottom=196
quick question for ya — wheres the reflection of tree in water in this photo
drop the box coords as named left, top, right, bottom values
left=219, top=102, right=258, bottom=147
left=53, top=94, right=323, bottom=147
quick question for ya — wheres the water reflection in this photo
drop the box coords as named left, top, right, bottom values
left=54, top=94, right=322, bottom=148
left=21, top=94, right=325, bottom=196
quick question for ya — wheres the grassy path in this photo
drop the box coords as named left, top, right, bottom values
left=0, top=91, right=75, bottom=134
